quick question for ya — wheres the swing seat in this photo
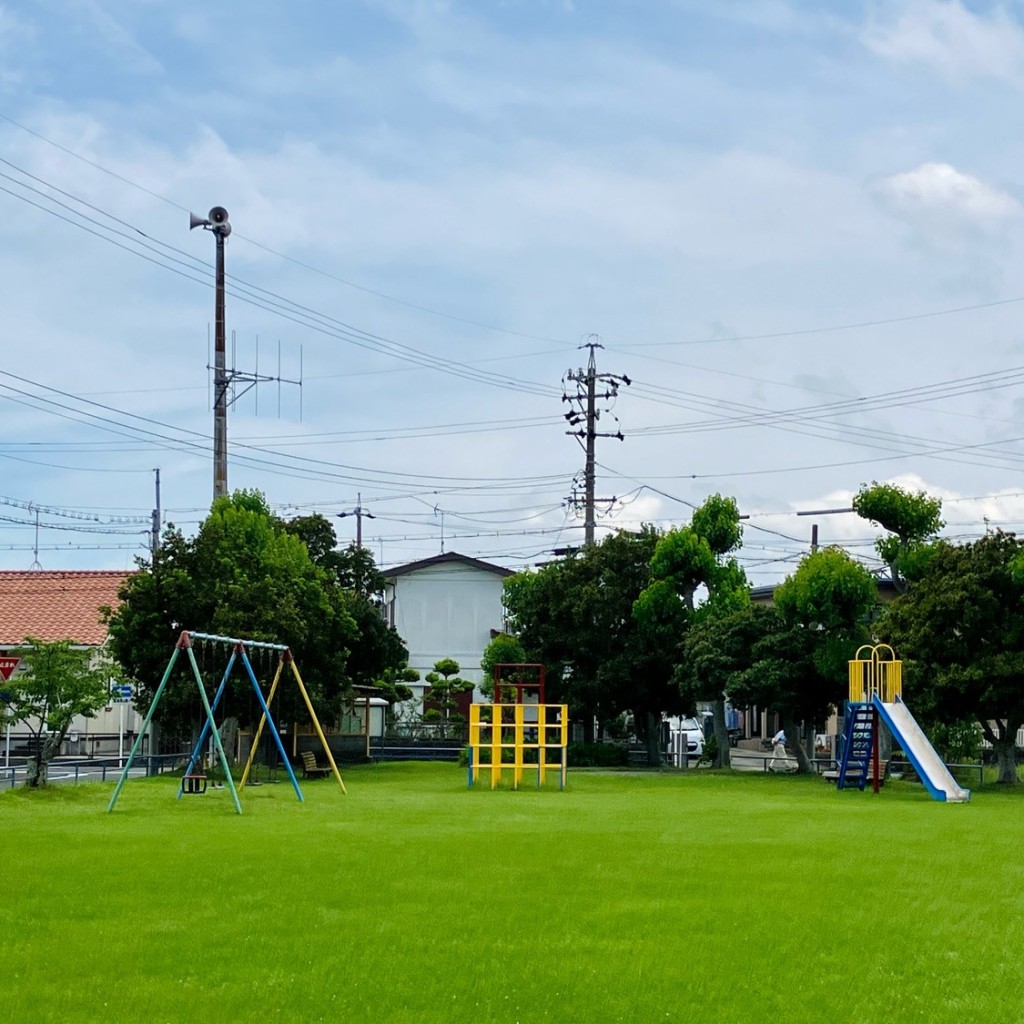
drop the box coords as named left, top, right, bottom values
left=181, top=773, right=208, bottom=795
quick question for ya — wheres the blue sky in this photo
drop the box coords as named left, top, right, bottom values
left=3, top=0, right=1024, bottom=581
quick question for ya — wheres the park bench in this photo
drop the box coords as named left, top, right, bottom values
left=300, top=750, right=332, bottom=778
left=822, top=759, right=889, bottom=786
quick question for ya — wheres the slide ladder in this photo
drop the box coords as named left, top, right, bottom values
left=838, top=703, right=875, bottom=791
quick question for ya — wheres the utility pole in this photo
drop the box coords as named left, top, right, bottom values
left=337, top=493, right=375, bottom=548
left=563, top=337, right=630, bottom=545
left=151, top=468, right=161, bottom=556
left=796, top=506, right=853, bottom=555
left=190, top=206, right=232, bottom=498
left=191, top=207, right=299, bottom=501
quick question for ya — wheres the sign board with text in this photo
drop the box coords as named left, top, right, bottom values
left=0, top=657, right=21, bottom=681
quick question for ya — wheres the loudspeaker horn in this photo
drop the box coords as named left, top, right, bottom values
left=208, top=206, right=229, bottom=225
left=189, top=211, right=208, bottom=230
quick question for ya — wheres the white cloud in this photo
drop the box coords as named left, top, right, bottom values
left=863, top=0, right=1024, bottom=80
left=877, top=162, right=1020, bottom=224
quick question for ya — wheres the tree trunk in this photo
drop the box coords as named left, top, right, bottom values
left=712, top=700, right=730, bottom=769
left=994, top=736, right=1018, bottom=785
left=25, top=729, right=65, bottom=788
left=981, top=719, right=1020, bottom=785
left=782, top=715, right=814, bottom=774
left=643, top=711, right=662, bottom=767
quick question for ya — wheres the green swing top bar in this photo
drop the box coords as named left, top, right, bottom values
left=185, top=631, right=291, bottom=653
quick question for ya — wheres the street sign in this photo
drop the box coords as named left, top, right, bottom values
left=111, top=684, right=133, bottom=701
left=0, top=657, right=21, bottom=681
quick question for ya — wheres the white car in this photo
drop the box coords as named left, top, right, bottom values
left=668, top=716, right=704, bottom=765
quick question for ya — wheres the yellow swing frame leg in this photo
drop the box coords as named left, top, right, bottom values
left=239, top=653, right=347, bottom=794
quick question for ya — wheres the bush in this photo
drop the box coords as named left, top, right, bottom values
left=697, top=734, right=719, bottom=768
left=567, top=742, right=629, bottom=768
left=930, top=719, right=982, bottom=763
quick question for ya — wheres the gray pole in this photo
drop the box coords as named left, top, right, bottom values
left=151, top=468, right=161, bottom=555
left=213, top=228, right=228, bottom=498
left=338, top=496, right=374, bottom=551
left=584, top=348, right=597, bottom=547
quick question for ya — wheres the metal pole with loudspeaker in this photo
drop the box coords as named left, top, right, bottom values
left=190, top=206, right=232, bottom=498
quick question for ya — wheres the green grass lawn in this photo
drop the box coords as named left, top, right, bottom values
left=2, top=764, right=1021, bottom=1023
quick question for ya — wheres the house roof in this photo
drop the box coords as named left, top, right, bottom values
left=384, top=551, right=515, bottom=580
left=0, top=570, right=134, bottom=646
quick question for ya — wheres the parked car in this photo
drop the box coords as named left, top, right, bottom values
left=666, top=716, right=704, bottom=765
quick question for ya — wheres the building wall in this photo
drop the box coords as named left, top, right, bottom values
left=1, top=645, right=147, bottom=758
left=385, top=562, right=506, bottom=697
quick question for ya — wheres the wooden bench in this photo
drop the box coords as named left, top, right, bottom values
left=301, top=750, right=332, bottom=778
left=823, top=759, right=889, bottom=787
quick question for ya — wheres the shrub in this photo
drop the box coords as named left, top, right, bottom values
left=567, top=742, right=629, bottom=768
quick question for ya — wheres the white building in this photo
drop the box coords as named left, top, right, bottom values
left=382, top=552, right=513, bottom=705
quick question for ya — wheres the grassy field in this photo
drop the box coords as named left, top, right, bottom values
left=2, top=763, right=1022, bottom=1023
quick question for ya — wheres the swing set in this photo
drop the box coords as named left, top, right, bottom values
left=107, top=630, right=346, bottom=815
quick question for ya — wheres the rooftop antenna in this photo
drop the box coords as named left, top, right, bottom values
left=434, top=505, right=445, bottom=553
left=29, top=507, right=41, bottom=570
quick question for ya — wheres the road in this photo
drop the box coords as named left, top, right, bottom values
left=0, top=760, right=157, bottom=790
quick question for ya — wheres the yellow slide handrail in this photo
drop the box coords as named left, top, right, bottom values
left=848, top=644, right=902, bottom=704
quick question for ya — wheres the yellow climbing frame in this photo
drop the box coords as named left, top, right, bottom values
left=468, top=702, right=568, bottom=789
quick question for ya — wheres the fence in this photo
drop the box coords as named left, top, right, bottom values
left=0, top=753, right=184, bottom=790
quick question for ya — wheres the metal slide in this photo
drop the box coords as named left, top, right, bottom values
left=873, top=696, right=971, bottom=803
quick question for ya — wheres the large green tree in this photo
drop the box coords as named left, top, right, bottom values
left=852, top=481, right=943, bottom=591
left=106, top=494, right=407, bottom=746
left=729, top=547, right=876, bottom=773
left=634, top=494, right=749, bottom=765
left=883, top=531, right=1024, bottom=784
left=503, top=526, right=685, bottom=761
left=679, top=603, right=776, bottom=748
left=0, top=638, right=112, bottom=787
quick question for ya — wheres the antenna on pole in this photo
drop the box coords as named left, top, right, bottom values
left=191, top=207, right=303, bottom=499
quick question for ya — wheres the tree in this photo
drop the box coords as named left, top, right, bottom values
left=852, top=482, right=943, bottom=591
left=679, top=604, right=776, bottom=733
left=0, top=638, right=111, bottom=787
left=635, top=494, right=749, bottom=765
left=480, top=632, right=527, bottom=699
left=503, top=526, right=686, bottom=761
left=730, top=547, right=876, bottom=773
left=372, top=666, right=420, bottom=729
left=106, top=492, right=364, bottom=744
left=422, top=658, right=473, bottom=736
left=883, top=531, right=1024, bottom=784
left=282, top=516, right=385, bottom=596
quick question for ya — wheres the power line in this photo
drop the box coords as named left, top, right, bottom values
left=0, top=167, right=559, bottom=399
left=0, top=110, right=578, bottom=349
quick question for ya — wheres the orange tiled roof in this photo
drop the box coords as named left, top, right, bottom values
left=0, top=570, right=134, bottom=646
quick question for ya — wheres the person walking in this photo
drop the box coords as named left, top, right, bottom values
left=769, top=728, right=787, bottom=772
